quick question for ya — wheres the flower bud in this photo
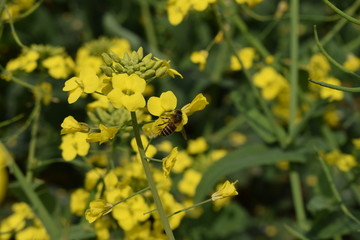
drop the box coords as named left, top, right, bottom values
left=153, top=60, right=163, bottom=70
left=100, top=65, right=113, bottom=77
left=142, top=53, right=153, bottom=63
left=114, top=63, right=125, bottom=73
left=108, top=51, right=121, bottom=63
left=101, top=53, right=113, bottom=66
left=155, top=66, right=168, bottom=78
left=137, top=47, right=144, bottom=60
left=131, top=51, right=139, bottom=64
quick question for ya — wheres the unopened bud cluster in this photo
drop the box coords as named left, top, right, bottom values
left=88, top=105, right=131, bottom=127
left=100, top=47, right=171, bottom=81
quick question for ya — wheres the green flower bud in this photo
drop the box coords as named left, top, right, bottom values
left=155, top=66, right=168, bottom=78
left=153, top=60, right=163, bottom=70
left=145, top=60, right=156, bottom=69
left=123, top=52, right=131, bottom=63
left=108, top=51, right=121, bottom=63
left=101, top=53, right=113, bottom=66
left=137, top=47, right=144, bottom=60
left=143, top=69, right=156, bottom=79
left=131, top=51, right=139, bottom=64
left=100, top=65, right=113, bottom=77
left=114, top=63, right=125, bottom=73
left=142, top=53, right=153, bottom=63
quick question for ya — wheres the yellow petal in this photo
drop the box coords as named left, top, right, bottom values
left=107, top=89, right=124, bottom=108
left=147, top=96, right=163, bottom=116
left=80, top=68, right=100, bottom=93
left=63, top=77, right=78, bottom=91
left=68, top=88, right=83, bottom=104
left=181, top=93, right=209, bottom=116
left=160, top=91, right=177, bottom=111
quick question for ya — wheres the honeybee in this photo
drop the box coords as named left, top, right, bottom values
left=158, top=109, right=186, bottom=137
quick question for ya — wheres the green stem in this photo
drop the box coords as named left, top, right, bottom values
left=317, top=154, right=360, bottom=225
left=168, top=199, right=212, bottom=218
left=1, top=142, right=61, bottom=238
left=288, top=0, right=299, bottom=144
left=309, top=79, right=360, bottom=92
left=284, top=224, right=309, bottom=240
left=5, top=5, right=26, bottom=48
left=322, top=0, right=360, bottom=25
left=26, top=93, right=41, bottom=182
left=113, top=186, right=151, bottom=207
left=320, top=0, right=360, bottom=46
left=290, top=168, right=308, bottom=230
left=145, top=156, right=163, bottom=162
left=138, top=0, right=158, bottom=52
left=130, top=112, right=175, bottom=240
left=0, top=114, right=24, bottom=128
left=215, top=2, right=286, bottom=147
left=314, top=25, right=360, bottom=80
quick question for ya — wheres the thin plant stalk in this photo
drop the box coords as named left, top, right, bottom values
left=130, top=112, right=175, bottom=240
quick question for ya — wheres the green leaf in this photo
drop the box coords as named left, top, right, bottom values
left=306, top=210, right=360, bottom=239
left=67, top=224, right=96, bottom=240
left=194, top=144, right=307, bottom=202
left=243, top=109, right=277, bottom=143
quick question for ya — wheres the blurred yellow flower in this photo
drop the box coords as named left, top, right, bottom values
left=130, top=135, right=157, bottom=158
left=60, top=116, right=90, bottom=135
left=60, top=132, right=90, bottom=161
left=87, top=124, right=118, bottom=144
left=191, top=0, right=217, bottom=11
left=352, top=138, right=360, bottom=149
left=63, top=67, right=100, bottom=104
left=167, top=0, right=192, bottom=25
left=6, top=50, right=39, bottom=73
left=42, top=55, right=75, bottom=79
left=172, top=150, right=192, bottom=173
left=230, top=47, right=256, bottom=71
left=190, top=50, right=208, bottom=71
left=178, top=169, right=202, bottom=196
left=276, top=161, right=289, bottom=171
left=107, top=73, right=146, bottom=111
left=85, top=168, right=106, bottom=190
left=253, top=67, right=289, bottom=100
left=187, top=137, right=208, bottom=155
left=308, top=53, right=330, bottom=80
left=317, top=77, right=344, bottom=101
left=181, top=93, right=209, bottom=116
left=211, top=180, right=238, bottom=201
left=324, top=150, right=357, bottom=172
left=163, top=147, right=178, bottom=177
left=70, top=188, right=90, bottom=216
left=343, top=54, right=360, bottom=72
left=85, top=199, right=113, bottom=223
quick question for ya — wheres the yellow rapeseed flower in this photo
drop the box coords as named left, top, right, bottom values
left=343, top=54, right=360, bottom=72
left=187, top=137, right=208, bottom=155
left=60, top=132, right=90, bottom=161
left=60, top=116, right=90, bottom=135
left=190, top=50, right=209, bottom=71
left=167, top=0, right=192, bottom=25
left=63, top=67, right=100, bottom=104
left=178, top=169, right=202, bottom=196
left=107, top=73, right=146, bottom=111
left=324, top=150, right=357, bottom=172
left=352, top=138, right=360, bottom=150
left=85, top=199, right=113, bottom=223
left=6, top=50, right=39, bottom=73
left=211, top=180, right=238, bottom=201
left=86, top=124, right=118, bottom=144
left=235, top=0, right=263, bottom=7
left=163, top=147, right=178, bottom=177
left=308, top=53, right=330, bottom=80
left=42, top=55, right=75, bottom=79
left=253, top=67, right=289, bottom=100
left=317, top=77, right=344, bottom=102
left=70, top=188, right=90, bottom=216
left=230, top=47, right=256, bottom=71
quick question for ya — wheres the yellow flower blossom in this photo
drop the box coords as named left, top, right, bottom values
left=167, top=0, right=192, bottom=25
left=85, top=168, right=106, bottom=190
left=60, top=116, right=90, bottom=134
left=209, top=149, right=227, bottom=162
left=211, top=180, right=238, bottom=201
left=130, top=135, right=157, bottom=158
left=181, top=93, right=209, bottom=116
left=229, top=132, right=247, bottom=147
left=60, top=132, right=90, bottom=161
left=16, top=225, right=50, bottom=240
left=157, top=140, right=173, bottom=153
left=172, top=150, right=192, bottom=173
left=276, top=161, right=290, bottom=171
left=63, top=67, right=100, bottom=104
left=104, top=170, right=119, bottom=190
left=191, top=0, right=217, bottom=11
left=87, top=93, right=110, bottom=111
left=352, top=138, right=360, bottom=150
left=6, top=50, right=39, bottom=73
left=343, top=54, right=360, bottom=72
left=323, top=107, right=340, bottom=127
left=112, top=195, right=150, bottom=231
left=230, top=47, right=256, bottom=71
left=317, top=77, right=344, bottom=102
left=187, top=137, right=208, bottom=154
left=42, top=55, right=75, bottom=79
left=75, top=47, right=103, bottom=74
left=85, top=199, right=113, bottom=223
left=35, top=82, right=52, bottom=105
left=190, top=50, right=208, bottom=71
left=324, top=150, right=357, bottom=172
left=253, top=67, right=289, bottom=100
left=156, top=191, right=185, bottom=229
left=108, top=38, right=131, bottom=58
left=308, top=53, right=330, bottom=80
left=107, top=73, right=146, bottom=111
left=148, top=91, right=178, bottom=116
left=87, top=124, right=118, bottom=144
left=178, top=169, right=202, bottom=196
left=70, top=188, right=90, bottom=216
left=163, top=147, right=178, bottom=177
